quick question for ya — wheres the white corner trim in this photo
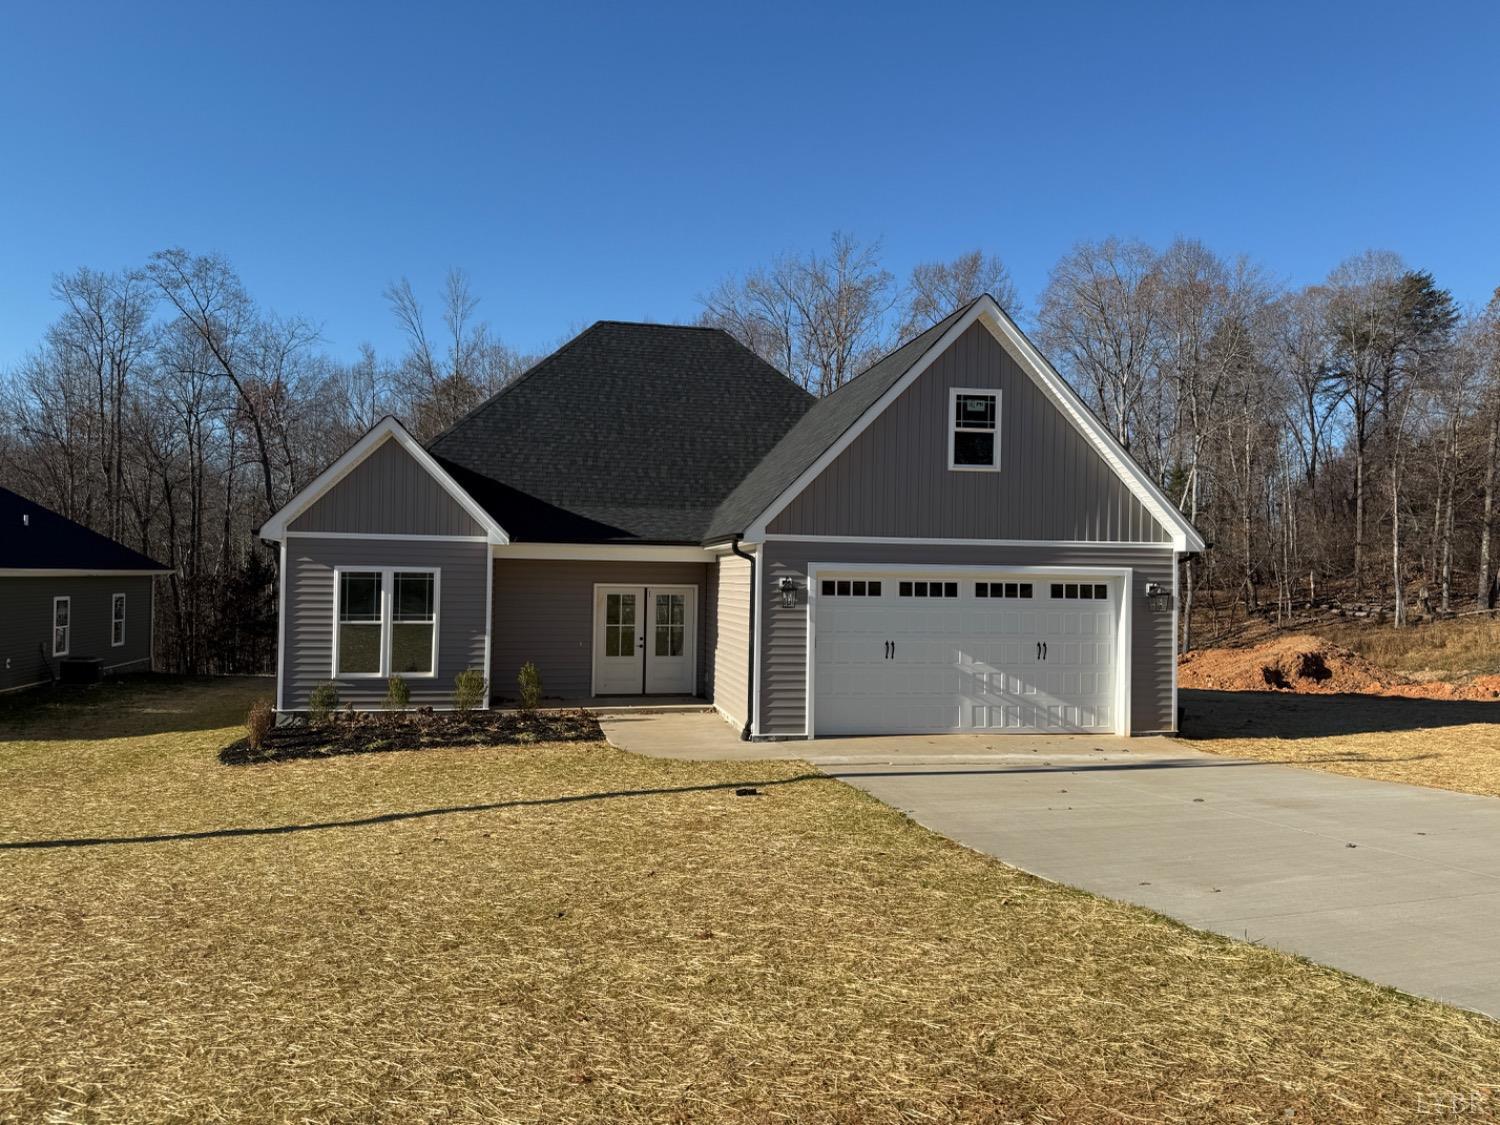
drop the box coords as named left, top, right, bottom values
left=276, top=540, right=287, bottom=711
left=493, top=542, right=715, bottom=562
left=258, top=417, right=509, bottom=545
left=741, top=296, right=1204, bottom=552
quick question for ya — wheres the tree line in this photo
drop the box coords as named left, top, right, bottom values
left=3, top=237, right=1496, bottom=675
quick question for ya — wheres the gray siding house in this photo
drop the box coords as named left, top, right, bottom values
left=260, top=296, right=1204, bottom=737
left=1, top=487, right=168, bottom=693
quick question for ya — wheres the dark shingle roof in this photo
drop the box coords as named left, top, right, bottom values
left=0, top=487, right=168, bottom=571
left=703, top=300, right=979, bottom=542
left=427, top=322, right=815, bottom=543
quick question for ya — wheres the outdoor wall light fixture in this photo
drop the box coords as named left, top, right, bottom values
left=778, top=577, right=799, bottom=609
left=1144, top=581, right=1174, bottom=611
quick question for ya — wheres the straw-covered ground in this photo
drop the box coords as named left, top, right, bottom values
left=5, top=676, right=1500, bottom=1123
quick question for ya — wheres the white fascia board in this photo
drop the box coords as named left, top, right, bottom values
left=740, top=295, right=1205, bottom=553
left=0, top=568, right=173, bottom=577
left=493, top=542, right=715, bottom=562
left=257, top=416, right=510, bottom=545
left=762, top=534, right=1174, bottom=549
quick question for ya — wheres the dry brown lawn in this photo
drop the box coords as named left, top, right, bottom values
left=5, top=678, right=1500, bottom=1123
left=1323, top=614, right=1500, bottom=679
left=1182, top=688, right=1500, bottom=799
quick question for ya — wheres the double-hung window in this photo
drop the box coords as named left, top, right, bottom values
left=52, top=596, right=70, bottom=657
left=111, top=593, right=126, bottom=647
left=334, top=568, right=438, bottom=677
left=949, top=388, right=1000, bottom=470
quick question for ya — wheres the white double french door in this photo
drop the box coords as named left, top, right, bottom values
left=592, top=585, right=697, bottom=695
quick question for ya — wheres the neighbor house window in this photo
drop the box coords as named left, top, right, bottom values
left=111, top=593, right=126, bottom=647
left=52, top=596, right=70, bottom=657
left=333, top=568, right=439, bottom=678
left=949, top=389, right=1000, bottom=470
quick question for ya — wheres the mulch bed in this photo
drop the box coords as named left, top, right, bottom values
left=221, top=708, right=602, bottom=765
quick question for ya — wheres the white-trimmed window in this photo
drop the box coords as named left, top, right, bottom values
left=111, top=593, right=127, bottom=647
left=949, top=388, right=1001, bottom=471
left=52, top=596, right=70, bottom=657
left=333, top=567, right=439, bottom=678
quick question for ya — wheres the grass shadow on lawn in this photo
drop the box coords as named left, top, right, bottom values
left=1181, top=688, right=1500, bottom=741
left=0, top=773, right=827, bottom=850
left=0, top=674, right=268, bottom=742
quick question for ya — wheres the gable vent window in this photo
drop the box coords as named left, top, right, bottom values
left=821, top=579, right=882, bottom=597
left=1049, top=582, right=1109, bottom=600
left=949, top=389, right=1000, bottom=471
left=899, top=580, right=958, bottom=598
left=976, top=582, right=1032, bottom=599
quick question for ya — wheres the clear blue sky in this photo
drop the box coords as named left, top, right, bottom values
left=2, top=0, right=1497, bottom=370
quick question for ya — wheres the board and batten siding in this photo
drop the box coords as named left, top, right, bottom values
left=0, top=575, right=154, bottom=691
left=769, top=322, right=1169, bottom=543
left=710, top=552, right=752, bottom=729
left=289, top=437, right=483, bottom=538
left=282, top=537, right=489, bottom=709
left=489, top=560, right=710, bottom=700
left=757, top=541, right=1177, bottom=737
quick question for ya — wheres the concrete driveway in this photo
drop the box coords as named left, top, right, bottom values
left=600, top=710, right=1500, bottom=1018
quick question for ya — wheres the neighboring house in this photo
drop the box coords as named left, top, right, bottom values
left=259, top=295, right=1204, bottom=737
left=0, top=486, right=169, bottom=693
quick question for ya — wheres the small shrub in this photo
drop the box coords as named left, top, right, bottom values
left=517, top=661, right=542, bottom=714
left=453, top=667, right=487, bottom=714
left=385, top=674, right=411, bottom=710
left=245, top=698, right=274, bottom=750
left=307, top=681, right=339, bottom=724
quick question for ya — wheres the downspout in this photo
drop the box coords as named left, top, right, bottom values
left=730, top=533, right=756, bottom=741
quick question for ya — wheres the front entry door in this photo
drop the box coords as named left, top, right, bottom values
left=593, top=585, right=696, bottom=695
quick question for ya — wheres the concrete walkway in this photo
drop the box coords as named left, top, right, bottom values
left=599, top=710, right=1500, bottom=1018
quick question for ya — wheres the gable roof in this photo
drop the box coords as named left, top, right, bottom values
left=711, top=295, right=1206, bottom=552
left=706, top=300, right=979, bottom=543
left=258, top=416, right=510, bottom=544
left=427, top=321, right=814, bottom=543
left=0, top=486, right=169, bottom=574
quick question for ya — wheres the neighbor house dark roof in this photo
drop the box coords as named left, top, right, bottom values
left=427, top=321, right=815, bottom=543
left=703, top=299, right=979, bottom=542
left=0, top=486, right=168, bottom=572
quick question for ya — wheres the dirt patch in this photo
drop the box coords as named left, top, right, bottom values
left=1179, top=633, right=1395, bottom=695
left=1179, top=633, right=1500, bottom=701
left=220, top=708, right=601, bottom=765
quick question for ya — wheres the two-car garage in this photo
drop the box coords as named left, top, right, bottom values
left=810, top=568, right=1125, bottom=736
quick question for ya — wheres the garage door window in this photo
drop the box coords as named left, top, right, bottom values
left=1050, top=583, right=1109, bottom=600
left=899, top=580, right=958, bottom=598
left=977, top=582, right=1032, bottom=598
left=821, top=579, right=882, bottom=597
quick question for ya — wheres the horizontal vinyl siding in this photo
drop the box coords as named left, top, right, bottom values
left=282, top=537, right=488, bottom=709
left=770, top=322, right=1169, bottom=543
left=758, top=541, right=1178, bottom=737
left=0, top=575, right=154, bottom=691
left=711, top=553, right=751, bottom=729
left=290, top=437, right=483, bottom=537
left=490, top=560, right=710, bottom=701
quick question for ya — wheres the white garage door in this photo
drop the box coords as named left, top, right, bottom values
left=812, top=572, right=1119, bottom=736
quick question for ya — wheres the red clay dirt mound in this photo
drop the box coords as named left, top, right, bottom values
left=1178, top=633, right=1500, bottom=700
left=1178, top=633, right=1392, bottom=694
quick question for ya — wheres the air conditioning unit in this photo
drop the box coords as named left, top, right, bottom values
left=59, top=657, right=104, bottom=685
